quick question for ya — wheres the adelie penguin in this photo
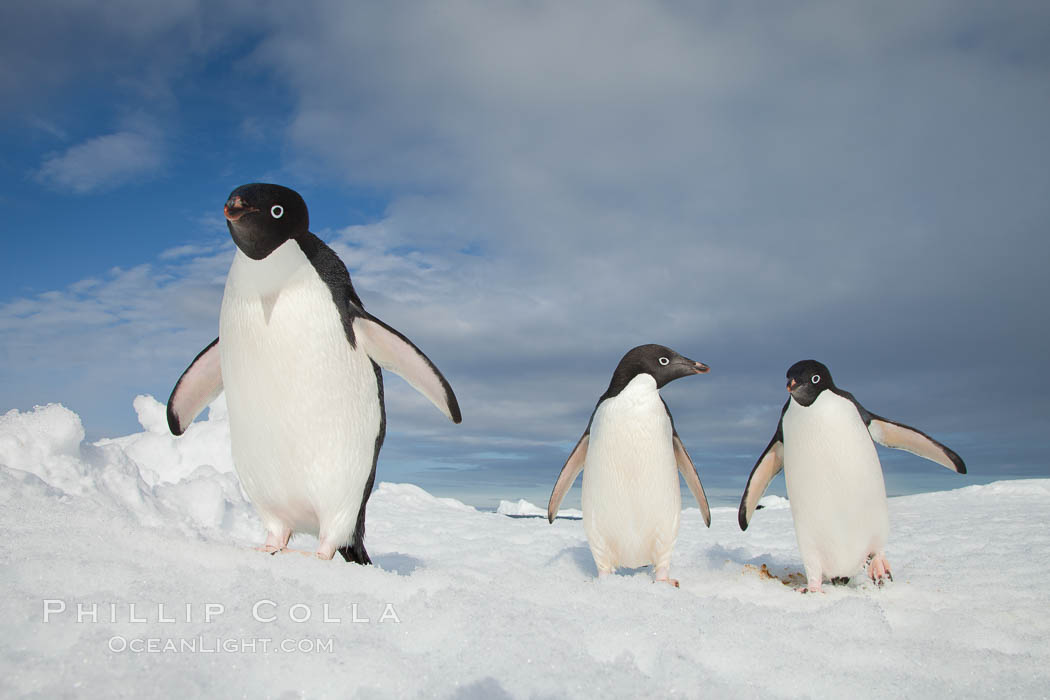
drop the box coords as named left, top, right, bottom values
left=547, top=344, right=712, bottom=587
left=738, top=360, right=965, bottom=593
left=167, top=183, right=462, bottom=563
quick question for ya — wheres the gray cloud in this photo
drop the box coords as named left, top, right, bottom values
left=253, top=1, right=1050, bottom=487
left=0, top=0, right=250, bottom=108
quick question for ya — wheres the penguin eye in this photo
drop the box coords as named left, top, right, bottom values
left=271, top=205, right=284, bottom=219
left=811, top=374, right=821, bottom=384
left=658, top=357, right=670, bottom=366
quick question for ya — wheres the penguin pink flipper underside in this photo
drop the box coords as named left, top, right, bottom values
left=166, top=337, right=222, bottom=435
left=866, top=416, right=966, bottom=474
left=547, top=433, right=589, bottom=523
left=351, top=315, right=462, bottom=424
left=673, top=434, right=711, bottom=527
left=737, top=404, right=786, bottom=531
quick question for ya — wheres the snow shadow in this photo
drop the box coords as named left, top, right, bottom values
left=703, top=543, right=802, bottom=580
left=448, top=677, right=513, bottom=700
left=547, top=545, right=597, bottom=576
left=372, top=552, right=423, bottom=576
left=504, top=513, right=582, bottom=521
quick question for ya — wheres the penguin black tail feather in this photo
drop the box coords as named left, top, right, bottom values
left=338, top=543, right=371, bottom=565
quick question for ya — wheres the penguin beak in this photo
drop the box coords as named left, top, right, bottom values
left=224, top=196, right=257, bottom=222
left=679, top=357, right=710, bottom=374
left=787, top=378, right=798, bottom=391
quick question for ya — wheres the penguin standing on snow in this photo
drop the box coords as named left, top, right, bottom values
left=547, top=344, right=712, bottom=587
left=167, top=183, right=461, bottom=563
left=738, top=360, right=965, bottom=593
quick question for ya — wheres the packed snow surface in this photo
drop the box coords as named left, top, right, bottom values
left=2, top=399, right=1048, bottom=698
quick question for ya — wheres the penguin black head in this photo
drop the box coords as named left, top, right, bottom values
left=786, top=359, right=834, bottom=407
left=603, top=344, right=709, bottom=398
left=224, top=183, right=309, bottom=260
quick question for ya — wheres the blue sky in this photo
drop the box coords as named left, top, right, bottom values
left=2, top=1, right=1048, bottom=507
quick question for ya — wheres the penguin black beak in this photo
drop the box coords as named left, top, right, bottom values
left=224, top=196, right=257, bottom=222
left=677, top=357, right=709, bottom=375
left=787, top=378, right=798, bottom=391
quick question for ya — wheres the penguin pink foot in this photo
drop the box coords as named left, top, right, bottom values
left=798, top=574, right=824, bottom=594
left=254, top=529, right=291, bottom=554
left=867, top=554, right=893, bottom=587
left=315, top=539, right=339, bottom=561
left=276, top=548, right=315, bottom=557
left=653, top=567, right=680, bottom=588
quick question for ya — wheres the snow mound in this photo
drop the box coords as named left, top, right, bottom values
left=758, top=494, right=790, bottom=509
left=0, top=403, right=90, bottom=493
left=0, top=401, right=255, bottom=540
left=96, top=394, right=233, bottom=486
left=372, top=481, right=476, bottom=513
left=497, top=497, right=582, bottom=518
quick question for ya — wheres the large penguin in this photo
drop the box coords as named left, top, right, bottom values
left=739, top=360, right=965, bottom=592
left=167, top=183, right=461, bottom=563
left=547, top=344, right=711, bottom=587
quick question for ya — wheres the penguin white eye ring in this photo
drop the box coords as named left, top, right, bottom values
left=659, top=357, right=670, bottom=366
left=271, top=205, right=284, bottom=219
left=811, top=374, right=821, bottom=384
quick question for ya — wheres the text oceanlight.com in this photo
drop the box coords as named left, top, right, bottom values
left=108, top=636, right=334, bottom=654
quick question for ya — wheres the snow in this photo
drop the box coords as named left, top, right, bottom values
left=496, top=498, right=582, bottom=519
left=2, top=400, right=1049, bottom=698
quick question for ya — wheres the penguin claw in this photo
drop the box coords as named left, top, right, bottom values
left=655, top=578, right=680, bottom=588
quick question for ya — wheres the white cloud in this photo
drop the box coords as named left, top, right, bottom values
left=0, top=242, right=231, bottom=435
left=35, top=129, right=165, bottom=194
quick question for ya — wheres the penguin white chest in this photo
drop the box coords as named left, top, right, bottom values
left=218, top=242, right=381, bottom=542
left=782, top=391, right=888, bottom=577
left=582, top=374, right=681, bottom=571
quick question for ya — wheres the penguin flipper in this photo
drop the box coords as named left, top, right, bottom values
left=166, top=337, right=223, bottom=436
left=867, top=415, right=966, bottom=474
left=738, top=402, right=787, bottom=530
left=673, top=435, right=710, bottom=527
left=351, top=315, right=462, bottom=424
left=547, top=433, right=588, bottom=523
